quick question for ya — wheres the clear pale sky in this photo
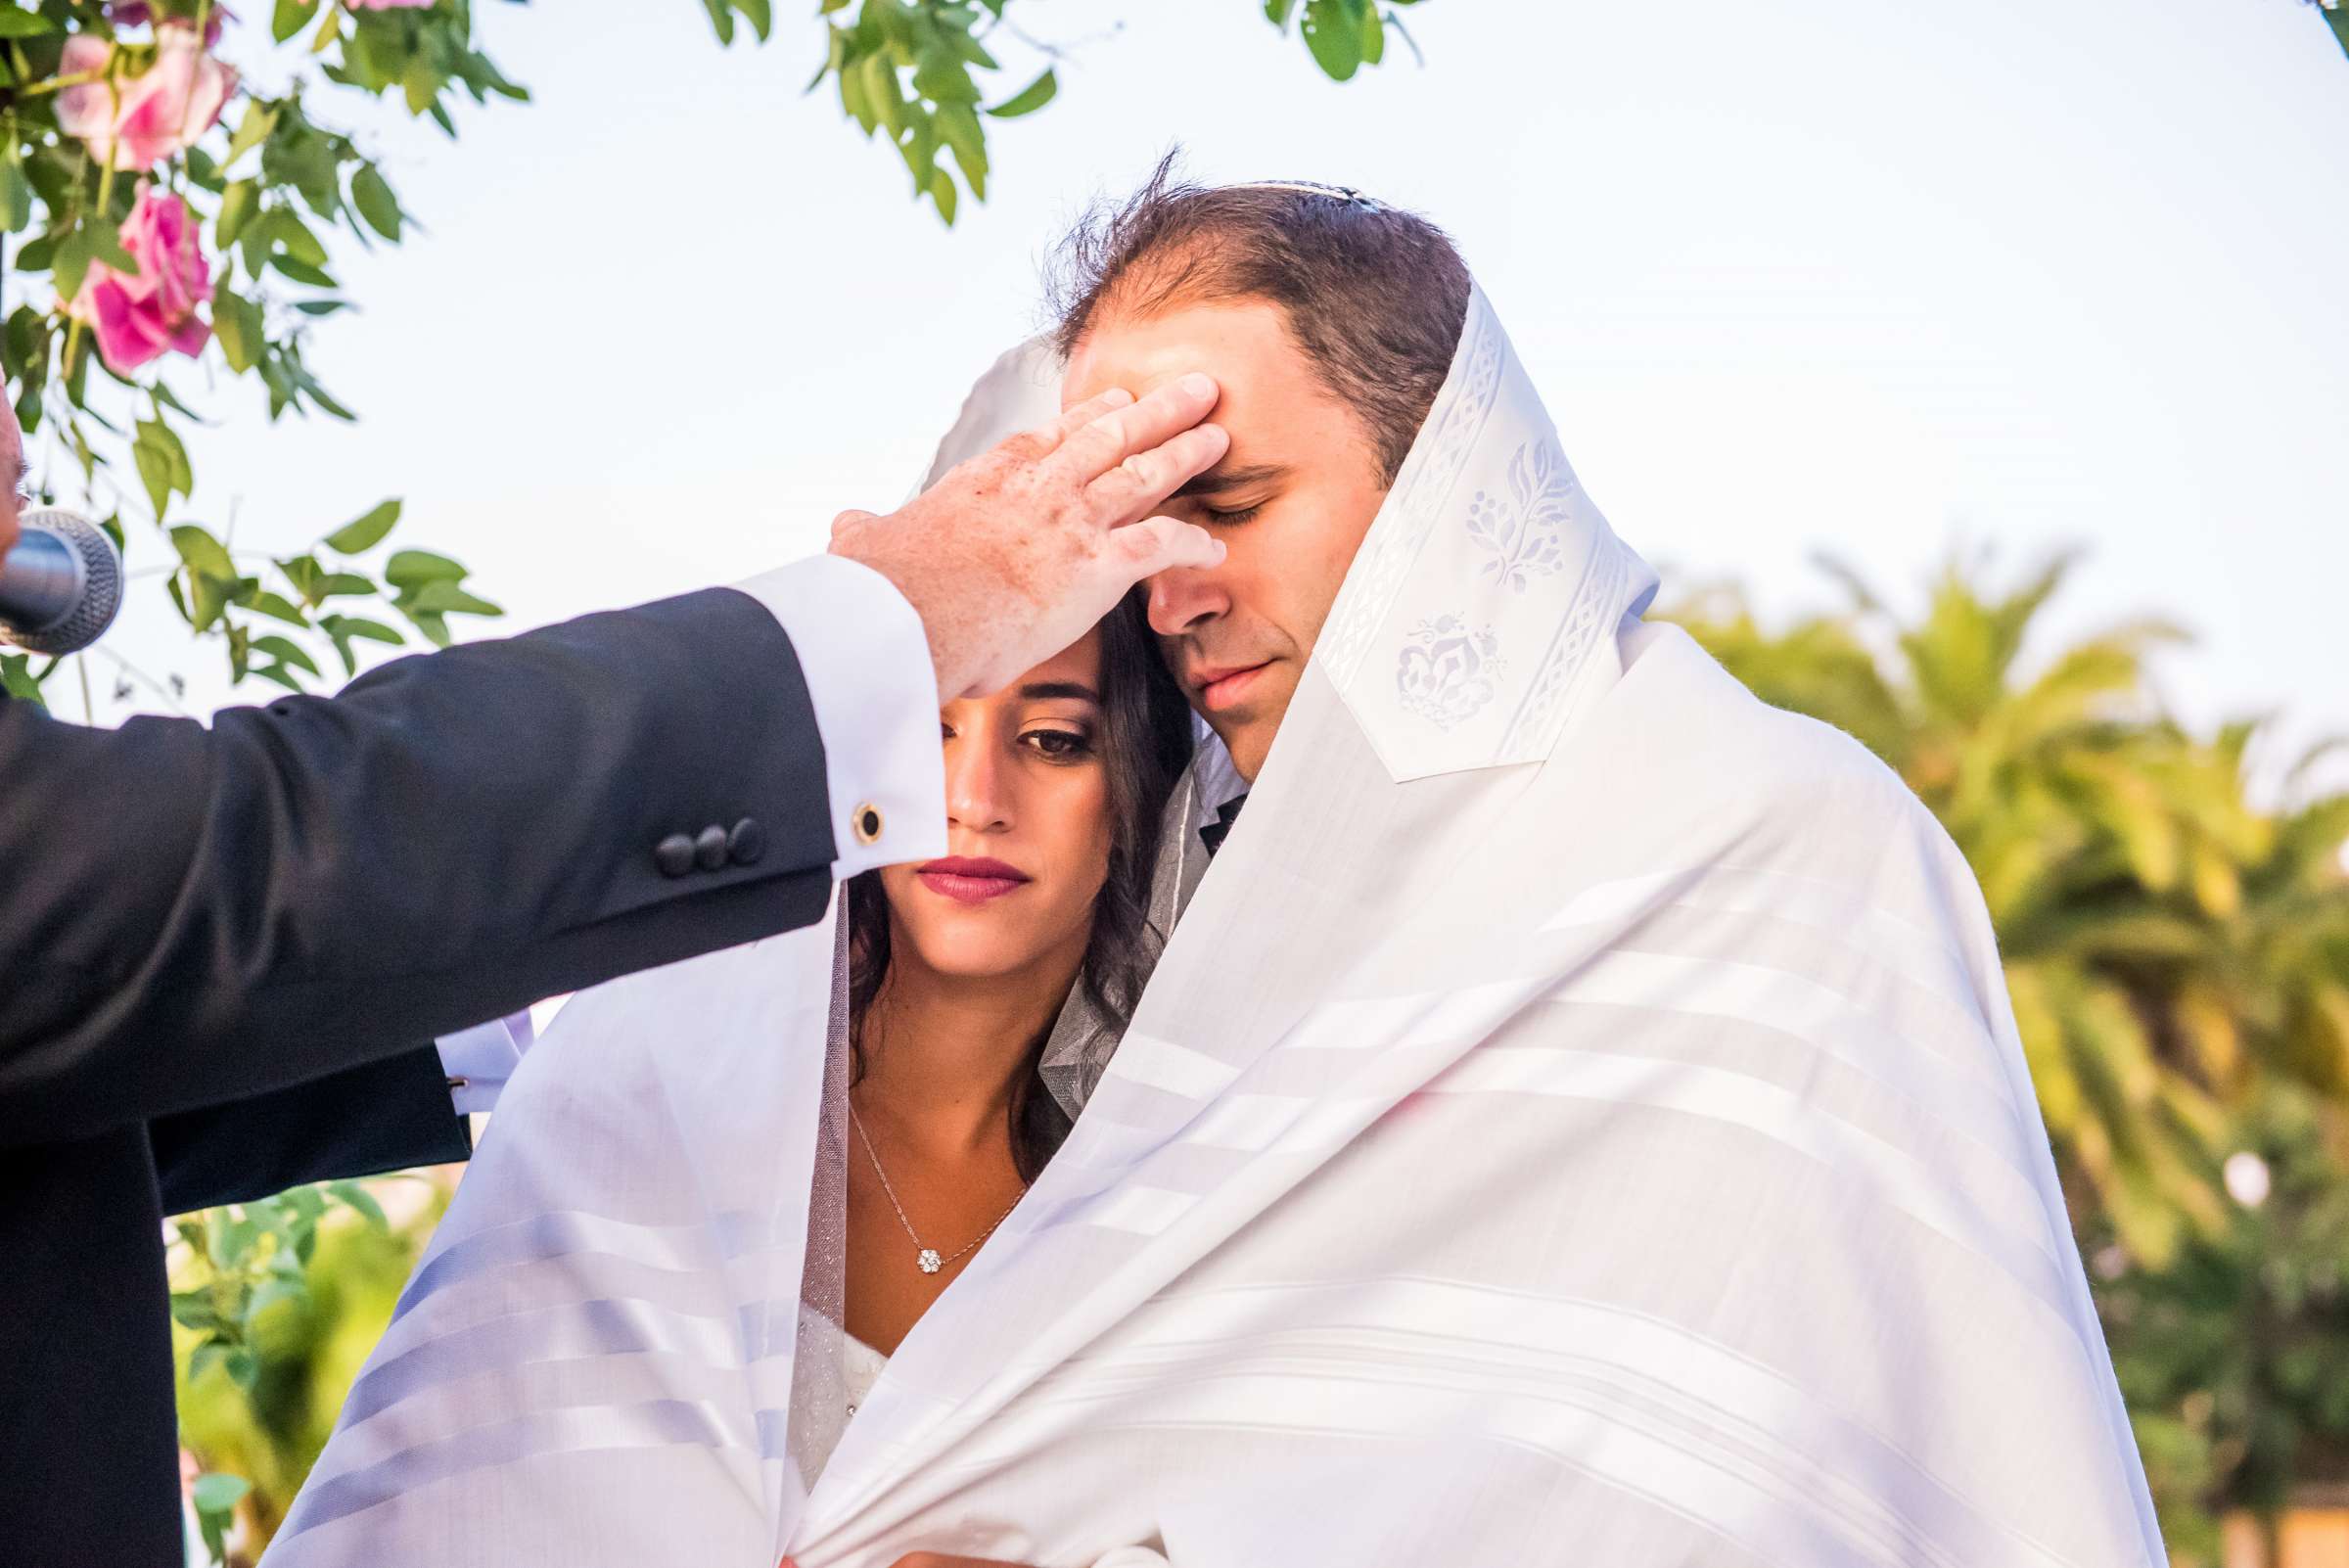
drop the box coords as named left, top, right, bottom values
left=51, top=0, right=2349, bottom=791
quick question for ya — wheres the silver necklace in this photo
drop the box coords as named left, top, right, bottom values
left=849, top=1102, right=1027, bottom=1274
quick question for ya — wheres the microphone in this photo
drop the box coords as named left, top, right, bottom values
left=0, top=507, right=123, bottom=656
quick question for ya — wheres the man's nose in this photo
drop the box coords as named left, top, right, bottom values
left=1146, top=563, right=1229, bottom=638
left=944, top=736, right=1013, bottom=833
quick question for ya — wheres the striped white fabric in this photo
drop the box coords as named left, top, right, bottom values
left=267, top=287, right=2161, bottom=1568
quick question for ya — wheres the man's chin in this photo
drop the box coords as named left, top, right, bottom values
left=1205, top=711, right=1275, bottom=783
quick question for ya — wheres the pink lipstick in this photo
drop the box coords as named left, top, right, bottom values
left=914, top=855, right=1034, bottom=905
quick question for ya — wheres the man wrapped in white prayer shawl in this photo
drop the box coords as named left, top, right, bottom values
left=267, top=174, right=2164, bottom=1568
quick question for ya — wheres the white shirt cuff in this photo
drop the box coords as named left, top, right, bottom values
left=731, top=555, right=946, bottom=878
left=435, top=1010, right=533, bottom=1117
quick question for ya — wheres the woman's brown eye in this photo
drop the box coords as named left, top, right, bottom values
left=1024, top=728, right=1093, bottom=760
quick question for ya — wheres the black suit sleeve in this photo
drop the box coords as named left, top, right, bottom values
left=0, top=586, right=845, bottom=1147
left=149, top=1044, right=470, bottom=1215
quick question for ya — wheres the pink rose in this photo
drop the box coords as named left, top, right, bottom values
left=69, top=183, right=213, bottom=373
left=54, top=22, right=236, bottom=172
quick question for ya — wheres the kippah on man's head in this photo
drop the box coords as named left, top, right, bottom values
left=1044, top=154, right=1472, bottom=485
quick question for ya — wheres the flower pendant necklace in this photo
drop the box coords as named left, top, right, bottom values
left=849, top=1102, right=1027, bottom=1274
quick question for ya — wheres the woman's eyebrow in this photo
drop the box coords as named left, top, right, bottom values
left=1018, top=680, right=1102, bottom=703
left=1172, top=461, right=1290, bottom=500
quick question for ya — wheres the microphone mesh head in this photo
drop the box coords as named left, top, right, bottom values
left=6, top=508, right=123, bottom=656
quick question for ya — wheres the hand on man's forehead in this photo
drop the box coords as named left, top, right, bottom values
left=1062, top=300, right=1380, bottom=491
left=1062, top=301, right=1312, bottom=413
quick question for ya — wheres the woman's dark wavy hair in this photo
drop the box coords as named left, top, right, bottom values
left=846, top=594, right=1196, bottom=1180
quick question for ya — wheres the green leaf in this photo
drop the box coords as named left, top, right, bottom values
left=0, top=9, right=59, bottom=35
left=325, top=614, right=403, bottom=644
left=987, top=68, right=1056, bottom=118
left=246, top=1272, right=308, bottom=1330
left=403, top=579, right=503, bottom=618
left=225, top=101, right=282, bottom=168
left=216, top=179, right=260, bottom=249
left=949, top=27, right=997, bottom=69
left=1359, top=2, right=1385, bottom=66
left=168, top=1290, right=229, bottom=1333
left=212, top=290, right=265, bottom=373
left=206, top=1207, right=258, bottom=1267
left=0, top=156, right=30, bottom=237
left=325, top=497, right=401, bottom=555
left=160, top=423, right=194, bottom=491
left=187, top=1340, right=235, bottom=1389
left=270, top=254, right=339, bottom=289
left=150, top=381, right=202, bottom=421
left=290, top=359, right=357, bottom=420
left=138, top=422, right=195, bottom=521
left=1264, top=0, right=1300, bottom=27
left=86, top=222, right=138, bottom=277
left=699, top=0, right=734, bottom=44
left=246, top=590, right=309, bottom=627
left=0, top=653, right=44, bottom=705
left=328, top=1178, right=390, bottom=1229
left=350, top=164, right=403, bottom=241
left=384, top=549, right=467, bottom=587
left=191, top=1473, right=252, bottom=1517
left=277, top=553, right=325, bottom=605
left=250, top=634, right=322, bottom=676
left=251, top=663, right=312, bottom=694
left=270, top=208, right=332, bottom=268
left=935, top=101, right=987, bottom=196
left=838, top=48, right=875, bottom=132
left=51, top=228, right=97, bottom=305
left=190, top=572, right=231, bottom=633
left=860, top=51, right=903, bottom=137
left=319, top=612, right=404, bottom=675
left=405, top=607, right=452, bottom=647
left=735, top=0, right=773, bottom=41
left=928, top=164, right=957, bottom=225
left=912, top=52, right=981, bottom=105
left=1301, top=0, right=1364, bottom=79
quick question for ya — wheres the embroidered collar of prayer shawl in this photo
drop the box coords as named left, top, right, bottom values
left=270, top=284, right=2163, bottom=1568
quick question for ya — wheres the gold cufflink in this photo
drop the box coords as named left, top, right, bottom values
left=852, top=803, right=884, bottom=845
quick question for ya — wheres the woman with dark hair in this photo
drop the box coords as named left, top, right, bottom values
left=272, top=594, right=1204, bottom=1559
left=839, top=597, right=1193, bottom=1368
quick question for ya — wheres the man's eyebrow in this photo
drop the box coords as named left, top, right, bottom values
left=1018, top=680, right=1102, bottom=704
left=1173, top=461, right=1290, bottom=500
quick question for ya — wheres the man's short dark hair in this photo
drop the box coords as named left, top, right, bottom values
left=1045, top=156, right=1473, bottom=486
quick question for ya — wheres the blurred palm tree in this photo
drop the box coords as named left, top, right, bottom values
left=1664, top=550, right=2349, bottom=1267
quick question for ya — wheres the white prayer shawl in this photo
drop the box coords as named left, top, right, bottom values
left=267, top=287, right=2163, bottom=1568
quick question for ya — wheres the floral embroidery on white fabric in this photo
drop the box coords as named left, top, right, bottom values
left=1314, top=293, right=1505, bottom=689
left=1466, top=438, right=1578, bottom=593
left=1395, top=615, right=1504, bottom=729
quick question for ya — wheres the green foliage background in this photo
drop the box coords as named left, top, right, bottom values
left=1665, top=556, right=2349, bottom=1563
